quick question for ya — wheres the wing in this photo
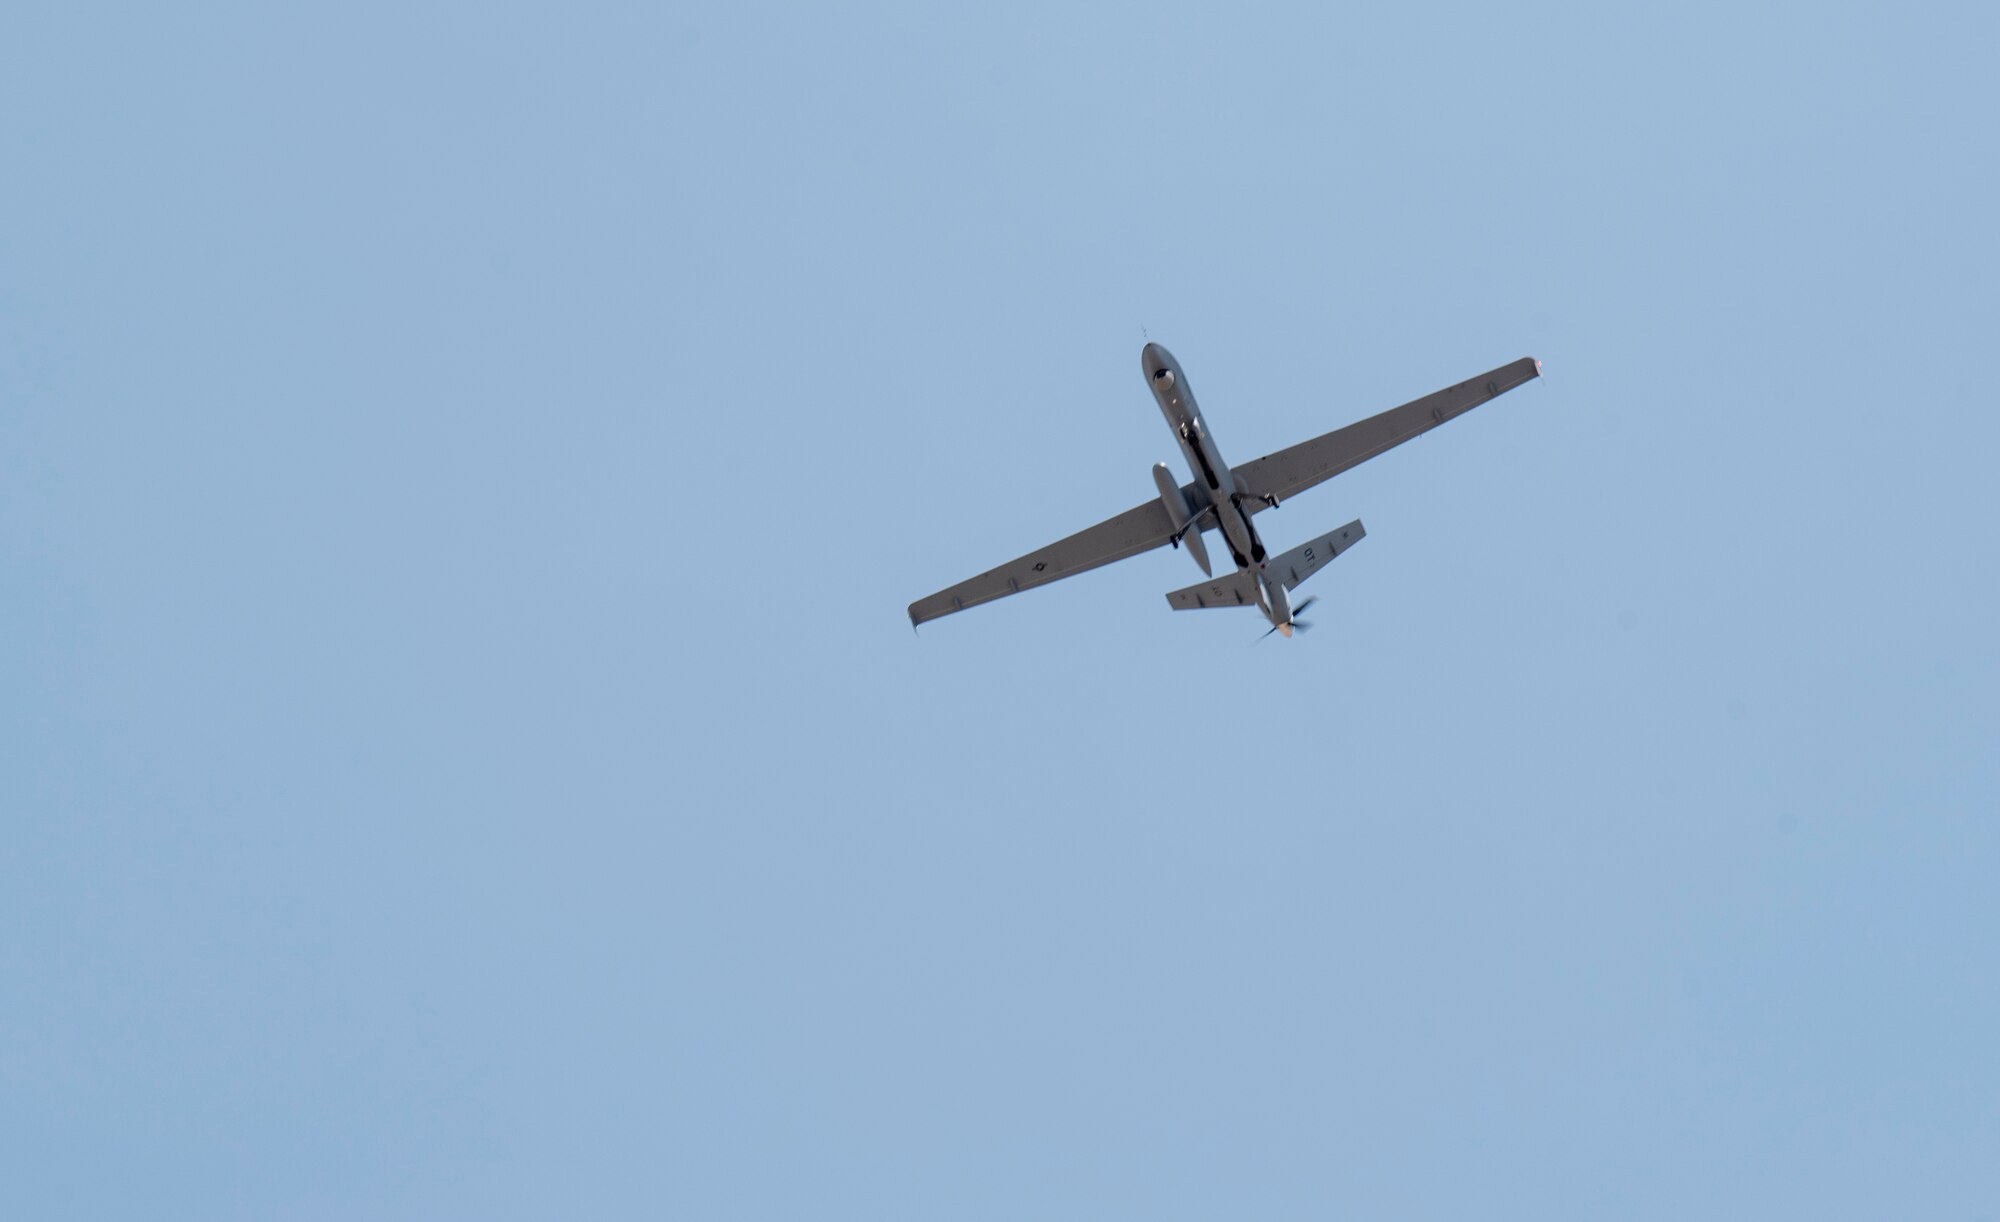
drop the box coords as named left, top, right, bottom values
left=1233, top=357, right=1541, bottom=509
left=909, top=495, right=1200, bottom=627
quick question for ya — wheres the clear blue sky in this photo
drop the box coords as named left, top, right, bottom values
left=5, top=1, right=1997, bottom=1217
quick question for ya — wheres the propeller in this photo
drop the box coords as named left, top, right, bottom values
left=1256, top=595, right=1319, bottom=642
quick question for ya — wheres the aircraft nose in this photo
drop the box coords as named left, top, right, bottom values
left=1142, top=342, right=1176, bottom=386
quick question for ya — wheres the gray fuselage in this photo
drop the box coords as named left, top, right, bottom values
left=1142, top=343, right=1268, bottom=572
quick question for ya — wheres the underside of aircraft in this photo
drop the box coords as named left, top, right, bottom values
left=909, top=344, right=1541, bottom=637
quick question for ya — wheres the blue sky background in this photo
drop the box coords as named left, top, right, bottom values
left=5, top=1, right=1998, bottom=1217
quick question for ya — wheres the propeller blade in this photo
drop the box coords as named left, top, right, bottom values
left=1257, top=595, right=1322, bottom=642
